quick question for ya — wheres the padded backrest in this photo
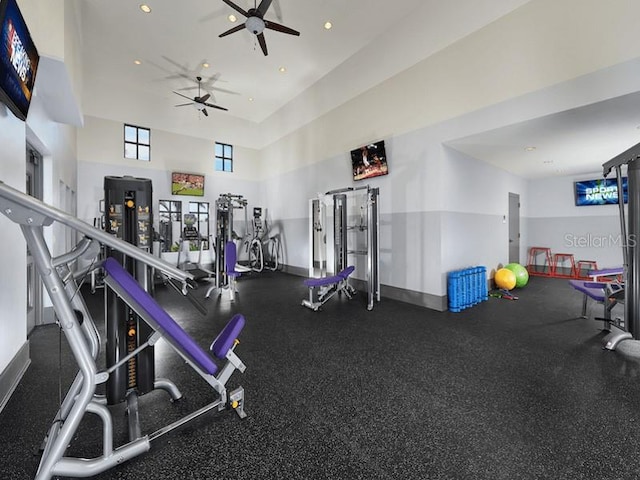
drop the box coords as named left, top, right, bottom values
left=210, top=314, right=245, bottom=359
left=103, top=257, right=219, bottom=375
left=225, top=241, right=237, bottom=274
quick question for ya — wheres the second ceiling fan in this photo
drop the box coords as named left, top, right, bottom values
left=173, top=76, right=228, bottom=117
left=219, top=0, right=300, bottom=56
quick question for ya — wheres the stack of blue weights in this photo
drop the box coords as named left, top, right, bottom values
left=447, top=266, right=488, bottom=312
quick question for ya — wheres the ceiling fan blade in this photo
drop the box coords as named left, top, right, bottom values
left=257, top=32, right=268, bottom=56
left=202, top=108, right=209, bottom=117
left=219, top=24, right=246, bottom=38
left=173, top=91, right=195, bottom=101
left=221, top=0, right=249, bottom=18
left=204, top=102, right=229, bottom=111
left=264, top=20, right=300, bottom=36
left=257, top=0, right=273, bottom=16
left=199, top=93, right=211, bottom=103
left=174, top=103, right=193, bottom=107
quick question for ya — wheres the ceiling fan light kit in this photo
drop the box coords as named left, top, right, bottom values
left=219, top=0, right=300, bottom=56
left=173, top=76, right=228, bottom=117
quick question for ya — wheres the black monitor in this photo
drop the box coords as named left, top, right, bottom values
left=0, top=0, right=39, bottom=121
left=350, top=140, right=389, bottom=181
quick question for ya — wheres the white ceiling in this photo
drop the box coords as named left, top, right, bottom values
left=77, top=0, right=530, bottom=133
left=75, top=0, right=640, bottom=179
left=447, top=90, right=640, bottom=180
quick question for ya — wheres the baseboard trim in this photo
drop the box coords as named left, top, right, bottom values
left=282, top=265, right=448, bottom=312
left=0, top=341, right=30, bottom=414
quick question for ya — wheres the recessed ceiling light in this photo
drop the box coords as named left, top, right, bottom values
left=524, top=146, right=536, bottom=151
left=248, top=97, right=254, bottom=102
left=228, top=14, right=237, bottom=22
left=324, top=21, right=333, bottom=30
left=279, top=66, right=287, bottom=73
left=140, top=4, right=151, bottom=13
left=202, top=63, right=210, bottom=68
left=134, top=60, right=142, bottom=65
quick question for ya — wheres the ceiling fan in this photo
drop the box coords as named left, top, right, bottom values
left=219, top=0, right=300, bottom=56
left=173, top=77, right=228, bottom=116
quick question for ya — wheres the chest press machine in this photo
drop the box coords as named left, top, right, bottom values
left=0, top=181, right=247, bottom=480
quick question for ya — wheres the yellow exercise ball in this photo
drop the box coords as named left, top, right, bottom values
left=495, top=268, right=517, bottom=290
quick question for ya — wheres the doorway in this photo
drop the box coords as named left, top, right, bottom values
left=508, top=192, right=520, bottom=264
left=26, top=144, right=43, bottom=336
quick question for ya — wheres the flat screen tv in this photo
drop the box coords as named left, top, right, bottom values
left=574, top=177, right=627, bottom=206
left=171, top=172, right=205, bottom=197
left=351, top=140, right=388, bottom=181
left=0, top=0, right=39, bottom=121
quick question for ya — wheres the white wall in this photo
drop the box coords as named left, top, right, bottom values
left=0, top=0, right=82, bottom=393
left=76, top=116, right=262, bottom=259
left=0, top=109, right=28, bottom=370
left=256, top=0, right=640, bottom=304
left=527, top=174, right=624, bottom=268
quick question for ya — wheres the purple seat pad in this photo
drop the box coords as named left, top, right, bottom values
left=210, top=314, right=245, bottom=360
left=304, top=266, right=355, bottom=287
left=304, top=274, right=342, bottom=287
left=569, top=279, right=606, bottom=302
left=103, top=257, right=218, bottom=375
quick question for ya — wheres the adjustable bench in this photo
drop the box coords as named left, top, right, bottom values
left=302, top=265, right=356, bottom=311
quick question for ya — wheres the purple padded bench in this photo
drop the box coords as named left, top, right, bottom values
left=103, top=257, right=244, bottom=375
left=304, top=266, right=355, bottom=288
left=302, top=266, right=355, bottom=311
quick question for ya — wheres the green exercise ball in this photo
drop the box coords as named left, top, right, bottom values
left=504, top=263, right=529, bottom=288
left=494, top=268, right=517, bottom=290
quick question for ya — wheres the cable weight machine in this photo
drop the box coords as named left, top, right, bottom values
left=309, top=185, right=380, bottom=310
left=103, top=176, right=181, bottom=439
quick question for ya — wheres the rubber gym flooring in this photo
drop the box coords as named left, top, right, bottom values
left=2, top=271, right=640, bottom=479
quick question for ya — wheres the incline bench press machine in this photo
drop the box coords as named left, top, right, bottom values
left=0, top=181, right=248, bottom=480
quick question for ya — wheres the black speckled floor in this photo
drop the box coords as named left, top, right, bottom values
left=3, top=272, right=640, bottom=479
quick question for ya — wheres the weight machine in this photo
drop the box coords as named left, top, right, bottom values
left=103, top=176, right=161, bottom=417
left=308, top=185, right=380, bottom=310
left=601, top=142, right=640, bottom=349
left=0, top=180, right=247, bottom=479
left=205, top=193, right=249, bottom=298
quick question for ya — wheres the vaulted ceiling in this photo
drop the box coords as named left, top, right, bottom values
left=75, top=0, right=640, bottom=179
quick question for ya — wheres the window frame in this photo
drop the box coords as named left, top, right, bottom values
left=215, top=142, right=233, bottom=172
left=158, top=199, right=183, bottom=252
left=188, top=201, right=210, bottom=250
left=124, top=124, right=151, bottom=161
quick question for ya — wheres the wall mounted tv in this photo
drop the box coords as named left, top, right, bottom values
left=0, top=0, right=39, bottom=121
left=171, top=172, right=205, bottom=197
left=350, top=140, right=388, bottom=181
left=574, top=177, right=627, bottom=206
